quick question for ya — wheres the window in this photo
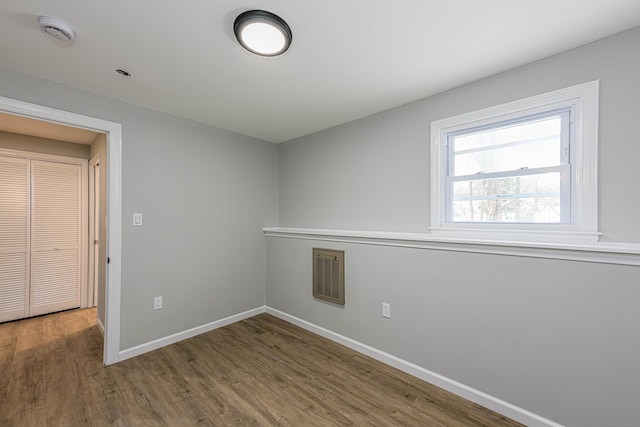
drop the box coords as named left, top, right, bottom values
left=430, top=81, right=599, bottom=244
left=447, top=109, right=571, bottom=224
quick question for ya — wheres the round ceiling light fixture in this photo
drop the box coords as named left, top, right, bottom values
left=234, top=10, right=292, bottom=57
left=37, top=16, right=76, bottom=41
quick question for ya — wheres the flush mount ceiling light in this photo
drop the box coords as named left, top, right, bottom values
left=37, top=16, right=76, bottom=41
left=234, top=10, right=292, bottom=57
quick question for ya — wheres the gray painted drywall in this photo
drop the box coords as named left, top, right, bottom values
left=89, top=133, right=107, bottom=328
left=270, top=26, right=640, bottom=426
left=0, top=130, right=90, bottom=158
left=279, top=26, right=640, bottom=244
left=0, top=66, right=278, bottom=349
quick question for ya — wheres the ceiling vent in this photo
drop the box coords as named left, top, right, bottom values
left=38, top=16, right=76, bottom=42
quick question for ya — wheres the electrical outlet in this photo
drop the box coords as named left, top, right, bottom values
left=382, top=303, right=391, bottom=318
left=154, top=296, right=163, bottom=310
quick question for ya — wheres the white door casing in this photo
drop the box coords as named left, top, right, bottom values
left=89, top=155, right=101, bottom=309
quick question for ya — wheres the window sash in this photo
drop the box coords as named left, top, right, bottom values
left=445, top=165, right=571, bottom=224
left=444, top=109, right=572, bottom=225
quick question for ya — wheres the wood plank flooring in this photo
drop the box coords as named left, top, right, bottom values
left=0, top=308, right=524, bottom=426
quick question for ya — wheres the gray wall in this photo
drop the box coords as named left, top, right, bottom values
left=269, top=26, right=640, bottom=427
left=89, top=133, right=107, bottom=327
left=0, top=66, right=278, bottom=349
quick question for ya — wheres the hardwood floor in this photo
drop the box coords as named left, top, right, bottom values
left=0, top=308, right=524, bottom=426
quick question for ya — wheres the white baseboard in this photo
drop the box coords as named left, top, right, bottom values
left=96, top=316, right=105, bottom=335
left=118, top=306, right=266, bottom=362
left=266, top=306, right=564, bottom=427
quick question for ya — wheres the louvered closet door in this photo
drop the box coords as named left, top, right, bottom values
left=30, top=160, right=81, bottom=317
left=0, top=156, right=29, bottom=322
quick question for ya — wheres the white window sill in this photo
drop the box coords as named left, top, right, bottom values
left=262, top=227, right=640, bottom=266
left=428, top=226, right=601, bottom=245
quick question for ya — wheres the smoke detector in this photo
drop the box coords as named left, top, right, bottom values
left=38, top=16, right=76, bottom=41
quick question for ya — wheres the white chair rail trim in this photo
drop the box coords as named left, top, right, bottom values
left=263, top=227, right=640, bottom=267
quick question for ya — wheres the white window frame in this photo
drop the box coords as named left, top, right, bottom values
left=430, top=81, right=600, bottom=245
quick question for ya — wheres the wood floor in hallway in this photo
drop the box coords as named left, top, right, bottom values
left=0, top=308, right=524, bottom=426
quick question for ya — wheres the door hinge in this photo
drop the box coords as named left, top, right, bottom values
left=107, top=257, right=110, bottom=264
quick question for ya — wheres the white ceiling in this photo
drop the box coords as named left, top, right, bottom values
left=1, top=1, right=639, bottom=143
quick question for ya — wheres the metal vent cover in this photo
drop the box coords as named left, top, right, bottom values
left=313, top=248, right=344, bottom=305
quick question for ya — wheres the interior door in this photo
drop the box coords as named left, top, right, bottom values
left=29, top=160, right=82, bottom=317
left=0, top=156, right=29, bottom=322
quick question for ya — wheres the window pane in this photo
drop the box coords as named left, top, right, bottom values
left=451, top=173, right=561, bottom=223
left=453, top=116, right=562, bottom=176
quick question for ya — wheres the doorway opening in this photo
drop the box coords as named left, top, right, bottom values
left=0, top=95, right=122, bottom=365
left=0, top=149, right=89, bottom=322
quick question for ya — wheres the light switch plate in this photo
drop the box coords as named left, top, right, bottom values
left=382, top=303, right=391, bottom=318
left=133, top=213, right=143, bottom=226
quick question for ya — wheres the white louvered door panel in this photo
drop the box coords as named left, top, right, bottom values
left=0, top=156, right=29, bottom=322
left=30, top=160, right=81, bottom=316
